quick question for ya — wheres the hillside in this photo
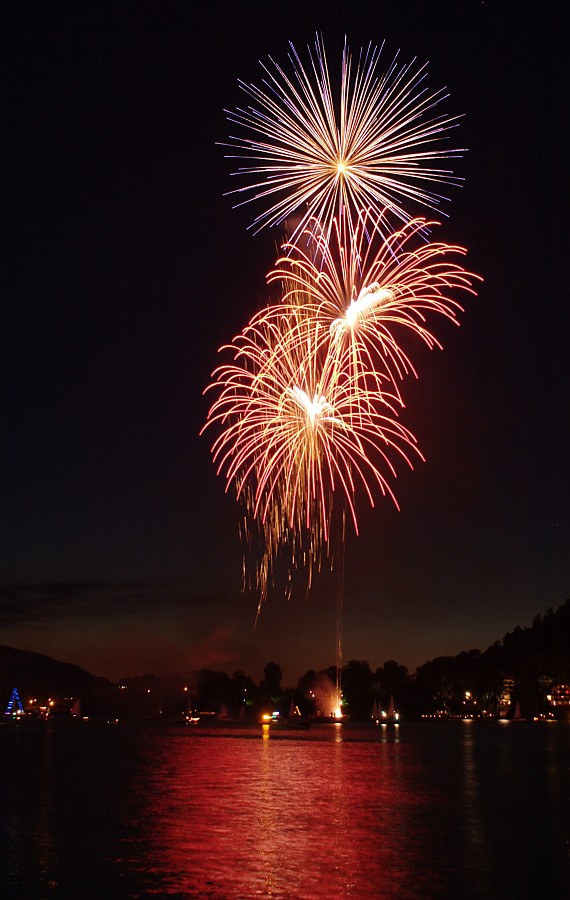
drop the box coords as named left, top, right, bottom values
left=0, top=644, right=111, bottom=710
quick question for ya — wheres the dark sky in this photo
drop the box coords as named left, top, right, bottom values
left=2, top=1, right=568, bottom=685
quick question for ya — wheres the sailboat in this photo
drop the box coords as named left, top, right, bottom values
left=184, top=693, right=200, bottom=725
left=381, top=696, right=399, bottom=724
left=2, top=688, right=25, bottom=725
left=511, top=700, right=525, bottom=722
left=273, top=700, right=309, bottom=730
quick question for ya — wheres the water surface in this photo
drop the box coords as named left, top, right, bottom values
left=1, top=719, right=568, bottom=898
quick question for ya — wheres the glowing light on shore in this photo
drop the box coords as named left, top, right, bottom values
left=222, top=35, right=463, bottom=241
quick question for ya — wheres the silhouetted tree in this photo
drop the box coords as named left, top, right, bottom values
left=259, top=662, right=283, bottom=701
left=297, top=669, right=318, bottom=716
left=196, top=669, right=233, bottom=713
left=375, top=660, right=408, bottom=709
left=230, top=670, right=257, bottom=717
left=342, top=660, right=372, bottom=719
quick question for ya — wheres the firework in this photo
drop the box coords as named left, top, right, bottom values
left=202, top=297, right=422, bottom=603
left=206, top=37, right=480, bottom=609
left=222, top=35, right=463, bottom=241
left=268, top=209, right=481, bottom=403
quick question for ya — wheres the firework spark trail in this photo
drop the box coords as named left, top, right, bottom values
left=222, top=35, right=463, bottom=242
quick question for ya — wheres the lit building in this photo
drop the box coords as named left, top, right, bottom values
left=547, top=684, right=570, bottom=707
left=498, top=676, right=514, bottom=718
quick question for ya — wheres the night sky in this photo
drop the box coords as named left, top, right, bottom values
left=2, top=1, right=568, bottom=685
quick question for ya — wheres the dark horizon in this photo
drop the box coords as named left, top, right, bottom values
left=3, top=596, right=568, bottom=690
left=2, top=2, right=568, bottom=686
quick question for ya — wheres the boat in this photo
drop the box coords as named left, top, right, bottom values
left=184, top=695, right=200, bottom=725
left=511, top=700, right=525, bottom=722
left=380, top=696, right=400, bottom=724
left=371, top=698, right=380, bottom=723
left=2, top=688, right=25, bottom=724
left=280, top=717, right=310, bottom=730
left=262, top=708, right=310, bottom=730
left=284, top=701, right=309, bottom=727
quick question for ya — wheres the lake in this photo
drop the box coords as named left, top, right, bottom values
left=1, top=718, right=569, bottom=898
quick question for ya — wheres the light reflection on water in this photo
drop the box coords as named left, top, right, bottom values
left=1, top=720, right=569, bottom=898
left=135, top=724, right=426, bottom=898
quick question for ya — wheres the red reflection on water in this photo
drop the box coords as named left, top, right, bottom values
left=132, top=725, right=439, bottom=898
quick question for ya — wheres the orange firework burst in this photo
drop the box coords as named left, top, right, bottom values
left=222, top=35, right=463, bottom=241
left=202, top=296, right=422, bottom=604
left=268, top=209, right=482, bottom=404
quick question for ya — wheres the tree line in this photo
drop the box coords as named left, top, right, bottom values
left=114, top=600, right=570, bottom=720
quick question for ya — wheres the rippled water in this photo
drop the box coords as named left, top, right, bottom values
left=1, top=719, right=569, bottom=898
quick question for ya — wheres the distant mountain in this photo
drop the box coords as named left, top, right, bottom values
left=0, top=645, right=111, bottom=709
